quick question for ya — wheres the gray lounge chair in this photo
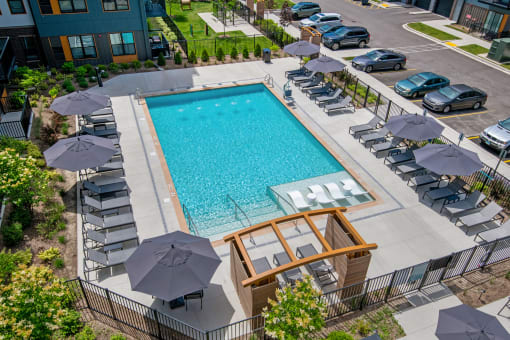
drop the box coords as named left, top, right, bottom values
left=407, top=173, right=442, bottom=191
left=359, top=127, right=390, bottom=147
left=385, top=150, right=414, bottom=167
left=455, top=202, right=503, bottom=230
left=88, top=107, right=113, bottom=117
left=296, top=244, right=335, bottom=284
left=394, top=162, right=425, bottom=178
left=299, top=73, right=324, bottom=89
left=324, top=95, right=355, bottom=114
left=475, top=220, right=510, bottom=243
left=441, top=190, right=486, bottom=216
left=84, top=195, right=131, bottom=212
left=273, top=252, right=303, bottom=285
left=91, top=161, right=125, bottom=175
left=349, top=116, right=382, bottom=136
left=84, top=212, right=135, bottom=230
left=370, top=136, right=404, bottom=157
left=252, top=257, right=272, bottom=274
left=86, top=227, right=138, bottom=245
left=315, top=88, right=342, bottom=106
left=80, top=126, right=118, bottom=138
left=86, top=247, right=136, bottom=268
left=83, top=177, right=128, bottom=195
left=83, top=114, right=115, bottom=125
left=305, top=82, right=333, bottom=98
left=423, top=178, right=466, bottom=206
left=293, top=71, right=317, bottom=84
left=285, top=68, right=306, bottom=77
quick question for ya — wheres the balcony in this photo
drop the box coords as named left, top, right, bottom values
left=479, top=0, right=510, bottom=9
left=0, top=92, right=32, bottom=139
left=145, top=0, right=167, bottom=17
left=0, top=37, right=16, bottom=83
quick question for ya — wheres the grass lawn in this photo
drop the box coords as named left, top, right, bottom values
left=272, top=0, right=295, bottom=9
left=343, top=56, right=355, bottom=61
left=445, top=24, right=468, bottom=34
left=408, top=22, right=460, bottom=41
left=502, top=64, right=510, bottom=70
left=459, top=44, right=489, bottom=55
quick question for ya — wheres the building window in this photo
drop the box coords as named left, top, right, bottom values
left=22, top=37, right=39, bottom=60
left=38, top=0, right=53, bottom=14
left=110, top=33, right=135, bottom=56
left=102, top=0, right=128, bottom=11
left=58, top=0, right=86, bottom=13
left=68, top=35, right=96, bottom=59
left=8, top=0, right=26, bottom=14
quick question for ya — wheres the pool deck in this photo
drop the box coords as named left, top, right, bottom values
left=81, top=58, right=508, bottom=330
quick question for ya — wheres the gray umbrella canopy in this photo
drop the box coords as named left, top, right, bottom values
left=385, top=114, right=444, bottom=141
left=283, top=40, right=320, bottom=56
left=125, top=231, right=221, bottom=301
left=414, top=144, right=483, bottom=176
left=305, top=56, right=346, bottom=73
left=50, top=91, right=110, bottom=116
left=436, top=304, right=509, bottom=340
left=43, top=135, right=116, bottom=171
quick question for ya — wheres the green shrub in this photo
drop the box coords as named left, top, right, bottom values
left=75, top=325, right=96, bottom=340
left=78, top=79, right=88, bottom=88
left=144, top=59, right=155, bottom=68
left=75, top=66, right=87, bottom=78
left=108, top=62, right=120, bottom=73
left=242, top=47, right=249, bottom=59
left=87, top=68, right=96, bottom=78
left=9, top=205, right=32, bottom=229
left=327, top=331, right=354, bottom=340
left=230, top=46, right=238, bottom=60
left=350, top=319, right=372, bottom=337
left=65, top=84, right=76, bottom=93
left=2, top=222, right=23, bottom=247
left=98, top=64, right=107, bottom=71
left=83, top=64, right=93, bottom=72
left=48, top=78, right=57, bottom=85
left=49, top=86, right=59, bottom=99
left=120, top=62, right=130, bottom=70
left=254, top=43, right=262, bottom=57
left=35, top=202, right=66, bottom=239
left=0, top=248, right=32, bottom=284
left=110, top=334, right=126, bottom=340
left=53, top=257, right=64, bottom=268
left=88, top=76, right=97, bottom=83
left=38, top=247, right=61, bottom=262
left=58, top=235, right=66, bottom=244
left=174, top=51, right=182, bottom=65
left=189, top=50, right=197, bottom=64
left=9, top=90, right=26, bottom=109
left=216, top=47, right=225, bottom=61
left=58, top=309, right=83, bottom=336
left=158, top=52, right=166, bottom=66
left=101, top=71, right=109, bottom=78
left=131, top=60, right=141, bottom=71
left=50, top=67, right=57, bottom=75
left=62, top=61, right=75, bottom=73
left=62, top=79, right=72, bottom=88
left=270, top=45, right=279, bottom=53
left=201, top=49, right=209, bottom=63
left=55, top=72, right=65, bottom=81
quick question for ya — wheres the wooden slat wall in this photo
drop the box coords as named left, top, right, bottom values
left=230, top=242, right=253, bottom=317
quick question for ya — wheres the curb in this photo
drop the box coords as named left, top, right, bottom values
left=402, top=23, right=510, bottom=76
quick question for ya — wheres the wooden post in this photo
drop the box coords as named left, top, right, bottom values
left=256, top=0, right=264, bottom=19
left=247, top=0, right=254, bottom=11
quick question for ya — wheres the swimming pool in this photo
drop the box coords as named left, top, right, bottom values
left=146, top=84, right=354, bottom=237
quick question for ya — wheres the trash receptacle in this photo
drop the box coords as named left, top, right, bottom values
left=263, top=48, right=271, bottom=63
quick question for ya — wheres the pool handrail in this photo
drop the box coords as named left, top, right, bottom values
left=182, top=204, right=200, bottom=236
left=267, top=186, right=297, bottom=214
left=226, top=194, right=253, bottom=228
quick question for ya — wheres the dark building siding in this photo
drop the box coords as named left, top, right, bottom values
left=0, top=26, right=45, bottom=66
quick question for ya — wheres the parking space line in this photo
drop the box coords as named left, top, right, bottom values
left=445, top=42, right=457, bottom=47
left=467, top=136, right=480, bottom=140
left=505, top=160, right=510, bottom=163
left=410, top=99, right=422, bottom=102
left=372, top=68, right=417, bottom=75
left=388, top=85, right=394, bottom=88
left=436, top=110, right=489, bottom=120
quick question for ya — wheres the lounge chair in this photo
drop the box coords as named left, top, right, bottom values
left=83, top=114, right=115, bottom=125
left=296, top=244, right=335, bottom=283
left=359, top=127, right=390, bottom=147
left=287, top=190, right=312, bottom=209
left=305, top=82, right=333, bottom=98
left=441, top=190, right=486, bottom=217
left=370, top=136, right=404, bottom=157
left=308, top=185, right=334, bottom=204
left=86, top=227, right=138, bottom=246
left=288, top=69, right=312, bottom=80
left=299, top=73, right=324, bottom=89
left=455, top=202, right=504, bottom=231
left=84, top=194, right=131, bottom=212
left=423, top=178, right=466, bottom=206
left=83, top=177, right=128, bottom=195
left=285, top=68, right=306, bottom=78
left=315, top=89, right=342, bottom=106
left=252, top=257, right=272, bottom=274
left=81, top=126, right=118, bottom=138
left=349, top=116, right=382, bottom=136
left=86, top=247, right=136, bottom=269
left=341, top=179, right=368, bottom=196
left=324, top=95, right=355, bottom=114
left=293, top=71, right=317, bottom=84
left=407, top=173, right=442, bottom=191
left=88, top=161, right=125, bottom=175
left=384, top=149, right=414, bottom=168
left=394, top=162, right=425, bottom=177
left=88, top=107, right=113, bottom=117
left=184, top=289, right=203, bottom=310
left=273, top=252, right=303, bottom=285
left=324, top=182, right=349, bottom=200
left=84, top=212, right=135, bottom=230
left=475, top=220, right=510, bottom=243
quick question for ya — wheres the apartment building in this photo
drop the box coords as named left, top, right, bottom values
left=452, top=0, right=510, bottom=38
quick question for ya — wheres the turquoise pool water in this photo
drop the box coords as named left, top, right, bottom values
left=146, top=84, right=344, bottom=237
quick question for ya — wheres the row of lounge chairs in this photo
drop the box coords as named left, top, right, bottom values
left=349, top=115, right=507, bottom=236
left=78, top=103, right=139, bottom=280
left=286, top=69, right=355, bottom=115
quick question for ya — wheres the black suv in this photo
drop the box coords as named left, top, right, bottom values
left=322, top=26, right=370, bottom=50
left=291, top=2, right=321, bottom=20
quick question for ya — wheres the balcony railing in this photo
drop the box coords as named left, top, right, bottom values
left=0, top=37, right=16, bottom=82
left=0, top=94, right=32, bottom=139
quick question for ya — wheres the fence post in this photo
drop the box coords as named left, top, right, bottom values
left=384, top=270, right=397, bottom=302
left=153, top=310, right=163, bottom=340
left=363, top=85, right=369, bottom=108
left=481, top=240, right=499, bottom=270
left=214, top=38, right=216, bottom=54
left=353, top=79, right=359, bottom=105
left=400, top=107, right=405, bottom=115
left=359, top=279, right=370, bottom=311
left=78, top=278, right=91, bottom=309
left=105, top=289, right=118, bottom=321
left=374, top=92, right=381, bottom=116
left=438, top=254, right=454, bottom=282
left=460, top=246, right=477, bottom=275
left=385, top=100, right=392, bottom=122
left=418, top=260, right=432, bottom=290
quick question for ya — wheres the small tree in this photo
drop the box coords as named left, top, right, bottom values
left=242, top=47, right=249, bottom=59
left=157, top=52, right=166, bottom=66
left=262, top=275, right=326, bottom=339
left=230, top=46, right=238, bottom=60
left=174, top=51, right=182, bottom=65
left=254, top=43, right=262, bottom=57
left=216, top=47, right=225, bottom=61
left=201, top=49, right=209, bottom=63
left=189, top=50, right=197, bottom=64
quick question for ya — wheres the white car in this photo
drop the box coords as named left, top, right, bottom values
left=299, top=13, right=342, bottom=30
left=481, top=117, right=510, bottom=152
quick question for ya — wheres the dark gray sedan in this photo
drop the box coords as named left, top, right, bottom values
left=352, top=49, right=406, bottom=73
left=422, top=84, right=487, bottom=114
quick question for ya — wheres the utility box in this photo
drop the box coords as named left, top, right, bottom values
left=263, top=48, right=271, bottom=63
left=488, top=38, right=510, bottom=63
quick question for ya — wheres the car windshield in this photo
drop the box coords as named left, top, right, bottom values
left=438, top=87, right=460, bottom=100
left=498, top=118, right=510, bottom=131
left=292, top=4, right=303, bottom=9
left=365, top=50, right=382, bottom=60
left=332, top=26, right=347, bottom=36
left=408, top=74, right=427, bottom=86
left=320, top=24, right=331, bottom=32
left=309, top=14, right=321, bottom=21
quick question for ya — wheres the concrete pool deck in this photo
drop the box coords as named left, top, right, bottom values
left=81, top=58, right=508, bottom=330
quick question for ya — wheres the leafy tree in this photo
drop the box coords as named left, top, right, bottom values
left=189, top=50, right=197, bottom=64
left=158, top=52, right=166, bottom=66
left=254, top=43, right=262, bottom=57
left=242, top=47, right=249, bottom=59
left=201, top=49, right=209, bottom=63
left=174, top=51, right=182, bottom=65
left=230, top=46, right=238, bottom=60
left=216, top=47, right=225, bottom=61
left=0, top=248, right=32, bottom=284
left=61, top=61, right=75, bottom=73
left=1, top=222, right=23, bottom=247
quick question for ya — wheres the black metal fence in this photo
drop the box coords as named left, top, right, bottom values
left=66, top=235, right=510, bottom=339
left=171, top=34, right=271, bottom=56
left=254, top=18, right=298, bottom=47
left=163, top=16, right=189, bottom=55
left=0, top=95, right=32, bottom=139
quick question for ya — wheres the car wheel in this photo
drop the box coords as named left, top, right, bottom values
left=472, top=101, right=481, bottom=110
left=358, top=40, right=366, bottom=48
left=365, top=65, right=373, bottom=73
left=411, top=91, right=418, bottom=99
left=393, top=63, right=402, bottom=71
left=442, top=105, right=451, bottom=113
left=332, top=43, right=340, bottom=51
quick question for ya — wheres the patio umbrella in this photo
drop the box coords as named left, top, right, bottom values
left=43, top=135, right=116, bottom=171
left=414, top=143, right=483, bottom=176
left=436, top=304, right=509, bottom=340
left=283, top=40, right=320, bottom=56
left=385, top=114, right=444, bottom=141
left=125, top=231, right=221, bottom=302
left=50, top=91, right=110, bottom=116
left=305, top=55, right=346, bottom=74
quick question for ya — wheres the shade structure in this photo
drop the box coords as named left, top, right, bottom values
left=43, top=135, right=116, bottom=171
left=385, top=114, right=444, bottom=141
left=283, top=40, right=320, bottom=56
left=436, top=304, right=509, bottom=340
left=125, top=231, right=221, bottom=302
left=305, top=55, right=346, bottom=73
left=50, top=91, right=110, bottom=116
left=414, top=144, right=483, bottom=176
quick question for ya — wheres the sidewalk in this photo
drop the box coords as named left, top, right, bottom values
left=419, top=19, right=492, bottom=49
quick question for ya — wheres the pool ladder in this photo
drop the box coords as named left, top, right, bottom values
left=264, top=74, right=274, bottom=87
left=226, top=194, right=255, bottom=245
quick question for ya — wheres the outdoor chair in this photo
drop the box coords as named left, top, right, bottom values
left=88, top=107, right=113, bottom=117
left=86, top=227, right=138, bottom=246
left=441, top=190, right=486, bottom=217
left=324, top=95, right=355, bottom=115
left=341, top=179, right=368, bottom=196
left=349, top=116, right=382, bottom=136
left=84, top=194, right=131, bottom=212
left=308, top=185, right=334, bottom=204
left=324, top=182, right=350, bottom=200
left=83, top=177, right=128, bottom=195
left=298, top=73, right=324, bottom=89
left=407, top=173, right=443, bottom=191
left=370, top=136, right=404, bottom=157
left=455, top=202, right=504, bottom=231
left=84, top=212, right=135, bottom=230
left=394, top=162, right=425, bottom=178
left=305, top=82, right=333, bottom=98
left=475, top=220, right=510, bottom=243
left=288, top=69, right=312, bottom=80
left=80, top=126, right=119, bottom=138
left=292, top=71, right=317, bottom=84
left=423, top=178, right=467, bottom=207
left=89, top=161, right=125, bottom=176
left=83, top=114, right=116, bottom=125
left=184, top=290, right=203, bottom=311
left=315, top=89, right=342, bottom=106
left=252, top=257, right=272, bottom=274
left=86, top=247, right=136, bottom=269
left=285, top=68, right=305, bottom=78
left=296, top=244, right=335, bottom=284
left=273, top=252, right=303, bottom=285
left=287, top=190, right=312, bottom=209
left=359, top=126, right=390, bottom=147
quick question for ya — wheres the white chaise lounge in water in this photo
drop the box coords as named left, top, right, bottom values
left=324, top=183, right=348, bottom=200
left=308, top=185, right=334, bottom=204
left=341, top=179, right=368, bottom=196
left=287, top=190, right=312, bottom=209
